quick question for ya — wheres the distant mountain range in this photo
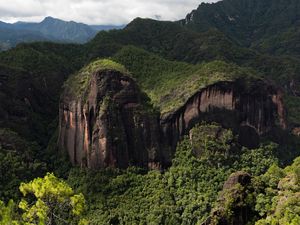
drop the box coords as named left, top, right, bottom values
left=1, top=0, right=300, bottom=224
left=0, top=16, right=125, bottom=50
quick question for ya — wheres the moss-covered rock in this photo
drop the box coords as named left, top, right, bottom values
left=59, top=60, right=162, bottom=169
left=63, top=59, right=130, bottom=99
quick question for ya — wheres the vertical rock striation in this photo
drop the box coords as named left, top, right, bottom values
left=160, top=80, right=286, bottom=152
left=58, top=61, right=286, bottom=169
left=58, top=68, right=161, bottom=169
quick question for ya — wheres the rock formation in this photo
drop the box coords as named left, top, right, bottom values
left=58, top=66, right=162, bottom=169
left=201, top=171, right=253, bottom=225
left=161, top=79, right=286, bottom=152
left=58, top=61, right=287, bottom=169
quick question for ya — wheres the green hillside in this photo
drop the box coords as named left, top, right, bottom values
left=113, top=46, right=259, bottom=114
left=180, top=0, right=300, bottom=57
left=0, top=0, right=300, bottom=224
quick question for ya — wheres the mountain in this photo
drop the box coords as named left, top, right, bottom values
left=0, top=17, right=125, bottom=50
left=180, top=0, right=300, bottom=57
left=13, top=16, right=96, bottom=43
left=0, top=0, right=299, bottom=172
left=90, top=24, right=126, bottom=31
left=0, top=0, right=300, bottom=224
left=0, top=28, right=49, bottom=51
left=87, top=18, right=300, bottom=98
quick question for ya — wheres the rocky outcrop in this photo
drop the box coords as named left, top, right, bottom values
left=222, top=171, right=251, bottom=190
left=160, top=79, right=286, bottom=152
left=202, top=172, right=252, bottom=225
left=58, top=61, right=287, bottom=169
left=58, top=68, right=162, bottom=169
left=292, top=127, right=300, bottom=137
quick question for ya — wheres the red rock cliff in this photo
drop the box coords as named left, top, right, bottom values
left=58, top=69, right=162, bottom=169
left=160, top=80, right=286, bottom=154
left=59, top=64, right=286, bottom=169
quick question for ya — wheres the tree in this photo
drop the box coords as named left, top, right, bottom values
left=18, top=173, right=87, bottom=225
left=255, top=157, right=300, bottom=225
left=0, top=200, right=20, bottom=225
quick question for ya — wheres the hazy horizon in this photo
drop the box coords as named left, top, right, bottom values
left=0, top=0, right=219, bottom=25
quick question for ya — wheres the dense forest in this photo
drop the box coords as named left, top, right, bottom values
left=0, top=0, right=300, bottom=224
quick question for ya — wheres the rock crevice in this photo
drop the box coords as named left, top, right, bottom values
left=160, top=80, right=286, bottom=152
left=59, top=69, right=286, bottom=169
left=58, top=69, right=161, bottom=169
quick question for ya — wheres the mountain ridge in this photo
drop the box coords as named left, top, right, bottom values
left=0, top=1, right=300, bottom=224
left=180, top=0, right=300, bottom=57
left=0, top=16, right=125, bottom=50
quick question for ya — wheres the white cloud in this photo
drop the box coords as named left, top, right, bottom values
left=0, top=0, right=219, bottom=25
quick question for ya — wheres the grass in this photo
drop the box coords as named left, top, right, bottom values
left=113, top=46, right=260, bottom=114
left=59, top=45, right=262, bottom=115
left=62, top=46, right=260, bottom=115
left=63, top=59, right=130, bottom=98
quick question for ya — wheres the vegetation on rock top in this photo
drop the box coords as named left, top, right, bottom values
left=0, top=0, right=300, bottom=224
left=63, top=59, right=130, bottom=99
left=113, top=46, right=260, bottom=114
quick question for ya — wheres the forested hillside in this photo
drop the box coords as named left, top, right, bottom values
left=0, top=0, right=299, bottom=224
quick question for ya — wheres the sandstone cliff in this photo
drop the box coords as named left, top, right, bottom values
left=161, top=79, right=286, bottom=152
left=58, top=60, right=162, bottom=169
left=58, top=60, right=286, bottom=169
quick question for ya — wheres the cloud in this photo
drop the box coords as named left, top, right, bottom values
left=0, top=0, right=45, bottom=17
left=0, top=0, right=219, bottom=25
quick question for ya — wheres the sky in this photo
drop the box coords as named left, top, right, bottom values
left=0, top=0, right=219, bottom=25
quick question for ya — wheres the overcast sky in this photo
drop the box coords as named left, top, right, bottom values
left=0, top=0, right=219, bottom=25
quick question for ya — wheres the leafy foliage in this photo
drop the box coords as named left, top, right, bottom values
left=0, top=173, right=87, bottom=225
left=19, top=173, right=86, bottom=225
left=64, top=59, right=129, bottom=98
left=0, top=129, right=47, bottom=202
left=113, top=46, right=259, bottom=114
left=0, top=1, right=300, bottom=224
left=189, top=122, right=235, bottom=161
left=66, top=123, right=280, bottom=225
left=0, top=200, right=20, bottom=225
left=233, top=144, right=279, bottom=176
left=181, top=0, right=300, bottom=58
left=254, top=157, right=300, bottom=225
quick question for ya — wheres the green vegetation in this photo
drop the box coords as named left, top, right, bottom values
left=0, top=0, right=300, bottom=224
left=181, top=0, right=300, bottom=58
left=63, top=50, right=259, bottom=114
left=87, top=18, right=253, bottom=65
left=189, top=122, right=235, bottom=160
left=0, top=200, right=19, bottom=225
left=254, top=157, right=300, bottom=225
left=113, top=46, right=259, bottom=114
left=65, top=123, right=280, bottom=225
left=284, top=95, right=300, bottom=124
left=0, top=42, right=85, bottom=145
left=0, top=173, right=87, bottom=225
left=1, top=123, right=299, bottom=224
left=64, top=59, right=129, bottom=98
left=0, top=129, right=47, bottom=202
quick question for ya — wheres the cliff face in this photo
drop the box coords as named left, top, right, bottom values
left=59, top=61, right=286, bottom=169
left=58, top=69, right=161, bottom=169
left=161, top=80, right=286, bottom=152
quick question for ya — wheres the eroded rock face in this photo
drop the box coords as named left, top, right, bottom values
left=58, top=69, right=162, bottom=169
left=222, top=171, right=251, bottom=190
left=292, top=127, right=300, bottom=137
left=160, top=80, right=286, bottom=153
left=59, top=67, right=286, bottom=169
left=201, top=172, right=252, bottom=225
